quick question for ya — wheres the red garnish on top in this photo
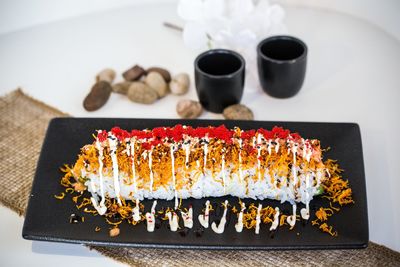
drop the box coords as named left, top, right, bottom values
left=141, top=142, right=152, bottom=150
left=97, top=130, right=108, bottom=142
left=271, top=126, right=290, bottom=139
left=189, top=127, right=209, bottom=138
left=241, top=129, right=256, bottom=140
left=171, top=124, right=184, bottom=142
left=209, top=125, right=233, bottom=144
left=111, top=127, right=130, bottom=141
left=290, top=132, right=301, bottom=140
left=131, top=129, right=152, bottom=140
left=96, top=125, right=302, bottom=150
left=257, top=128, right=273, bottom=139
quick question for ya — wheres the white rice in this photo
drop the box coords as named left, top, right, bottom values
left=85, top=164, right=323, bottom=205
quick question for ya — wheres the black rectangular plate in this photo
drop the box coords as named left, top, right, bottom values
left=23, top=118, right=368, bottom=250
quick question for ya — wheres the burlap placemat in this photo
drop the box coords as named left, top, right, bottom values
left=1, top=89, right=399, bottom=266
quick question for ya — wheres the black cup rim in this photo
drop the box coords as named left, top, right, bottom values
left=194, top=49, right=245, bottom=79
left=257, top=35, right=307, bottom=64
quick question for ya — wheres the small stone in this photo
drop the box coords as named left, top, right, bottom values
left=122, top=65, right=145, bottom=81
left=170, top=73, right=190, bottom=95
left=223, top=104, right=254, bottom=120
left=96, top=68, right=116, bottom=83
left=83, top=81, right=112, bottom=111
left=112, top=81, right=132, bottom=95
left=109, top=227, right=120, bottom=237
left=127, top=82, right=158, bottom=104
left=146, top=67, right=171, bottom=82
left=145, top=72, right=169, bottom=98
left=176, top=99, right=203, bottom=119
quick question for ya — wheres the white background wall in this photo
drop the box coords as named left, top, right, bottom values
left=0, top=0, right=172, bottom=35
left=1, top=0, right=399, bottom=40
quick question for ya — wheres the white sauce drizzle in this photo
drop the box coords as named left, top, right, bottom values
left=287, top=204, right=297, bottom=228
left=198, top=200, right=210, bottom=228
left=90, top=197, right=107, bottom=216
left=211, top=200, right=229, bottom=234
left=203, top=137, right=208, bottom=173
left=130, top=139, right=137, bottom=193
left=81, top=168, right=87, bottom=182
left=170, top=144, right=179, bottom=209
left=181, top=206, right=193, bottom=228
left=255, top=203, right=262, bottom=234
left=291, top=141, right=298, bottom=186
left=142, top=150, right=147, bottom=160
left=221, top=149, right=226, bottom=193
left=326, top=169, right=331, bottom=178
left=145, top=200, right=157, bottom=232
left=270, top=207, right=280, bottom=231
left=267, top=140, right=272, bottom=155
left=235, top=202, right=246, bottom=232
left=302, top=139, right=307, bottom=159
left=256, top=134, right=262, bottom=182
left=148, top=147, right=153, bottom=192
left=184, top=139, right=190, bottom=168
left=125, top=142, right=130, bottom=156
left=300, top=203, right=310, bottom=220
left=108, top=134, right=122, bottom=205
left=305, top=140, right=312, bottom=162
left=132, top=198, right=141, bottom=222
left=301, top=172, right=311, bottom=220
left=95, top=136, right=106, bottom=213
left=166, top=211, right=179, bottom=231
left=275, top=138, right=280, bottom=153
left=238, top=138, right=243, bottom=183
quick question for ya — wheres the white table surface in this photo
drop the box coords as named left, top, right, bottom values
left=1, top=2, right=400, bottom=266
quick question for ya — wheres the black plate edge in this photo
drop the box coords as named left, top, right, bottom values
left=46, top=117, right=363, bottom=128
left=352, top=123, right=369, bottom=246
left=22, top=233, right=368, bottom=250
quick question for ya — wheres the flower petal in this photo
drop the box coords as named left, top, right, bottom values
left=227, top=0, right=254, bottom=20
left=203, top=0, right=226, bottom=20
left=267, top=4, right=286, bottom=24
left=177, top=0, right=204, bottom=21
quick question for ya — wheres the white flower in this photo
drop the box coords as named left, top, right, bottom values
left=177, top=0, right=287, bottom=52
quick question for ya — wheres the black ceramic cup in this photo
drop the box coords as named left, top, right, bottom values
left=195, top=49, right=245, bottom=113
left=257, top=35, right=307, bottom=98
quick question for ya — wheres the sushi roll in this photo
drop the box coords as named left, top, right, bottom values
left=68, top=125, right=328, bottom=217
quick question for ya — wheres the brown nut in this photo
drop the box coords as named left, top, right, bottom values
left=146, top=67, right=171, bottom=83
left=145, top=72, right=169, bottom=98
left=83, top=81, right=112, bottom=111
left=176, top=99, right=203, bottom=119
left=127, top=82, right=158, bottom=104
left=109, top=227, right=120, bottom=237
left=96, top=68, right=116, bottom=83
left=122, top=65, right=145, bottom=81
left=112, top=81, right=132, bottom=95
left=223, top=104, right=254, bottom=120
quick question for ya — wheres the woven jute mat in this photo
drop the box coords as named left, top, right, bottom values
left=1, top=89, right=400, bottom=267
